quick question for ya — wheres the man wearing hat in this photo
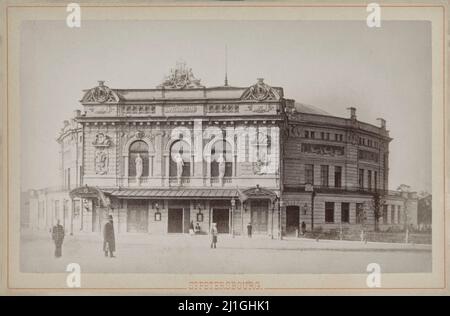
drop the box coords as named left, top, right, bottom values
left=103, top=214, right=116, bottom=258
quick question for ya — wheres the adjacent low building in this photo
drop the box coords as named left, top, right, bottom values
left=27, top=62, right=419, bottom=237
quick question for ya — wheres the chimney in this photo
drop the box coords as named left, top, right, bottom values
left=347, top=107, right=357, bottom=120
left=98, top=80, right=105, bottom=86
left=377, top=118, right=386, bottom=129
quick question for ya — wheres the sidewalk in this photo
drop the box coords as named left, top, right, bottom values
left=22, top=230, right=431, bottom=253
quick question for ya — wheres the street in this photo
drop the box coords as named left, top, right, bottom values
left=20, top=231, right=432, bottom=274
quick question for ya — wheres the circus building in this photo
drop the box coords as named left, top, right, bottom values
left=27, top=62, right=419, bottom=237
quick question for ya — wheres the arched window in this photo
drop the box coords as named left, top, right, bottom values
left=169, top=140, right=191, bottom=177
left=129, top=140, right=149, bottom=177
left=210, top=140, right=233, bottom=178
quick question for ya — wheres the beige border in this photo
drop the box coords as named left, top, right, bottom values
left=1, top=1, right=448, bottom=295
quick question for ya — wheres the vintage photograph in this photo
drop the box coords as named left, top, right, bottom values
left=1, top=2, right=447, bottom=295
left=18, top=18, right=433, bottom=275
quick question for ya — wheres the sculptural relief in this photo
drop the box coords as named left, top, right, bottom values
left=95, top=150, right=109, bottom=175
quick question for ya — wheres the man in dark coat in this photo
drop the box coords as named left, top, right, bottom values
left=51, top=220, right=65, bottom=258
left=103, top=215, right=116, bottom=258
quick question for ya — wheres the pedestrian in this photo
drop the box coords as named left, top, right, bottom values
left=103, top=215, right=116, bottom=258
left=210, top=223, right=218, bottom=248
left=247, top=222, right=252, bottom=238
left=51, top=220, right=65, bottom=258
left=301, top=221, right=306, bottom=236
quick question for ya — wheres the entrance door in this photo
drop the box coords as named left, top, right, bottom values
left=127, top=200, right=149, bottom=233
left=286, top=206, right=300, bottom=236
left=251, top=201, right=269, bottom=234
left=168, top=208, right=183, bottom=233
left=212, top=208, right=230, bottom=234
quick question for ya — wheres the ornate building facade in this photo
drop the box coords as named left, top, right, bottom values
left=28, top=62, right=418, bottom=237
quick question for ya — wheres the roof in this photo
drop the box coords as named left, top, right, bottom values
left=102, top=188, right=240, bottom=199
left=294, top=102, right=329, bottom=115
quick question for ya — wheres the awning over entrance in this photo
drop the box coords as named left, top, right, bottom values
left=101, top=188, right=239, bottom=199
left=239, top=185, right=278, bottom=203
left=69, top=185, right=112, bottom=208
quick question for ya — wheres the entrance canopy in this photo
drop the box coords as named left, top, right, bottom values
left=238, top=185, right=278, bottom=203
left=69, top=185, right=111, bottom=208
left=101, top=188, right=239, bottom=200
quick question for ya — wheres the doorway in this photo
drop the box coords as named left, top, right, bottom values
left=212, top=208, right=230, bottom=234
left=286, top=206, right=300, bottom=236
left=250, top=200, right=269, bottom=234
left=168, top=208, right=183, bottom=233
left=127, top=200, right=148, bottom=233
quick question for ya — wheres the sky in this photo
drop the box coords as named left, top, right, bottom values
left=20, top=20, right=432, bottom=192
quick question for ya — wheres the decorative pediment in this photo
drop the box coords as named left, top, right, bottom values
left=158, top=61, right=204, bottom=89
left=239, top=185, right=278, bottom=202
left=82, top=81, right=120, bottom=103
left=241, top=78, right=282, bottom=102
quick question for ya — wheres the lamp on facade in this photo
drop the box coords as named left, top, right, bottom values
left=154, top=202, right=161, bottom=221
left=196, top=203, right=204, bottom=222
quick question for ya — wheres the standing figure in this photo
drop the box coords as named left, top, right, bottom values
left=217, top=153, right=226, bottom=182
left=174, top=153, right=184, bottom=180
left=210, top=223, right=218, bottom=248
left=135, top=153, right=143, bottom=180
left=103, top=215, right=116, bottom=258
left=247, top=222, right=253, bottom=238
left=301, top=221, right=307, bottom=236
left=51, top=220, right=65, bottom=258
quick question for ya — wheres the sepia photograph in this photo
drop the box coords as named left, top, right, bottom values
left=0, top=1, right=447, bottom=295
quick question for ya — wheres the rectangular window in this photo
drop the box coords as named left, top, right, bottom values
left=359, top=169, right=364, bottom=189
left=368, top=170, right=372, bottom=190
left=356, top=203, right=364, bottom=224
left=374, top=171, right=378, bottom=190
left=334, top=166, right=342, bottom=188
left=304, top=131, right=309, bottom=138
left=391, top=205, right=395, bottom=224
left=325, top=202, right=335, bottom=223
left=73, top=200, right=81, bottom=218
left=397, top=205, right=402, bottom=224
left=335, top=133, right=338, bottom=141
left=341, top=202, right=350, bottom=223
left=340, top=134, right=343, bottom=142
left=310, top=131, right=315, bottom=139
left=54, top=200, right=60, bottom=222
left=382, top=205, right=388, bottom=224
left=321, top=132, right=325, bottom=139
left=305, top=164, right=314, bottom=185
left=320, top=165, right=329, bottom=187
left=326, top=133, right=330, bottom=140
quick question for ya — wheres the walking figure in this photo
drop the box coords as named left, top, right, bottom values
left=51, top=220, right=65, bottom=258
left=247, top=222, right=253, bottom=238
left=210, top=223, right=218, bottom=248
left=103, top=215, right=116, bottom=258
